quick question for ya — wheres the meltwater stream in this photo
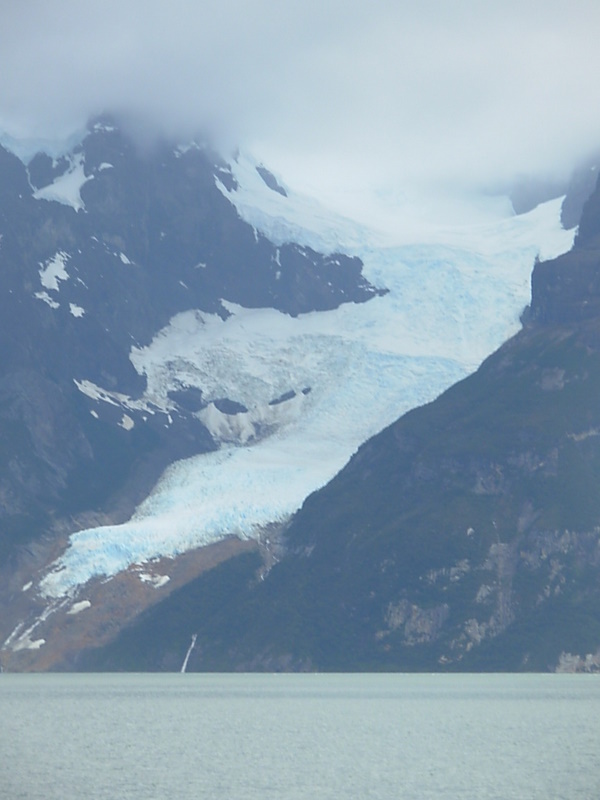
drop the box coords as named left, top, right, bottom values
left=1, top=673, right=599, bottom=800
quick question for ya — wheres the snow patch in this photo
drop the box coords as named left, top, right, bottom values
left=139, top=573, right=170, bottom=589
left=174, top=142, right=205, bottom=158
left=22, top=581, right=32, bottom=592
left=35, top=291, right=59, bottom=309
left=119, top=414, right=135, bottom=431
left=74, top=379, right=119, bottom=407
left=74, top=379, right=157, bottom=415
left=119, top=252, right=131, bottom=265
left=93, top=122, right=115, bottom=133
left=14, top=638, right=46, bottom=651
left=69, top=303, right=85, bottom=318
left=67, top=600, right=91, bottom=615
left=39, top=251, right=69, bottom=291
left=33, top=153, right=92, bottom=211
left=3, top=600, right=67, bottom=652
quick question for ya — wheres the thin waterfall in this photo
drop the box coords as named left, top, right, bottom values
left=180, top=633, right=197, bottom=673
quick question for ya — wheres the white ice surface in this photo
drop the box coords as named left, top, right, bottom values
left=39, top=251, right=69, bottom=291
left=0, top=128, right=86, bottom=164
left=119, top=414, right=135, bottom=431
left=38, top=162, right=575, bottom=599
left=15, top=638, right=46, bottom=651
left=34, top=291, right=59, bottom=309
left=3, top=601, right=66, bottom=650
left=139, top=573, right=170, bottom=589
left=69, top=303, right=85, bottom=318
left=67, top=600, right=91, bottom=615
left=33, top=153, right=91, bottom=211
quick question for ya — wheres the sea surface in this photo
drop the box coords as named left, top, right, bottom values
left=1, top=673, right=598, bottom=799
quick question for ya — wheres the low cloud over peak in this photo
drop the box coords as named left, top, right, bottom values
left=2, top=1, right=600, bottom=205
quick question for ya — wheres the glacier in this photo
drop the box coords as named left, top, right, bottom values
left=39, top=158, right=575, bottom=599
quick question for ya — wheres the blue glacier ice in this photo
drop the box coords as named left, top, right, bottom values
left=39, top=157, right=575, bottom=598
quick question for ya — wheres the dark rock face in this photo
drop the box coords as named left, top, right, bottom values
left=0, top=118, right=379, bottom=567
left=509, top=158, right=599, bottom=229
left=530, top=249, right=600, bottom=325
left=560, top=161, right=600, bottom=230
left=531, top=172, right=600, bottom=326
left=81, top=167, right=600, bottom=674
left=255, top=165, right=287, bottom=197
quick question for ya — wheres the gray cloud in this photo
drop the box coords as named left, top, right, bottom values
left=2, top=1, right=600, bottom=201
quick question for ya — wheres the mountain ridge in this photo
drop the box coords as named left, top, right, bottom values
left=0, top=118, right=588, bottom=671
left=78, top=170, right=600, bottom=673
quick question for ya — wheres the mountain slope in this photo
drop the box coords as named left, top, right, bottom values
left=0, top=118, right=581, bottom=671
left=0, top=119, right=388, bottom=668
left=80, top=174, right=600, bottom=673
left=0, top=118, right=376, bottom=566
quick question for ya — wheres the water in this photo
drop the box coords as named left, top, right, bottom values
left=1, top=673, right=598, bottom=799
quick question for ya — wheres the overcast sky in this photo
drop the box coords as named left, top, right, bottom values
left=2, top=1, right=600, bottom=210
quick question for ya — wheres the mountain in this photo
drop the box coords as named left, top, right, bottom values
left=0, top=117, right=586, bottom=671
left=0, top=118, right=385, bottom=666
left=0, top=117, right=377, bottom=557
left=81, top=172, right=600, bottom=674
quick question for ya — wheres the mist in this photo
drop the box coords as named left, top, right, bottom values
left=2, top=1, right=600, bottom=209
